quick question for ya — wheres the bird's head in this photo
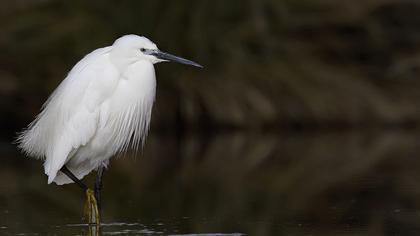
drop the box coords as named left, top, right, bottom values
left=111, top=34, right=202, bottom=69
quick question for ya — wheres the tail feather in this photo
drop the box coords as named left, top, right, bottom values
left=44, top=138, right=72, bottom=184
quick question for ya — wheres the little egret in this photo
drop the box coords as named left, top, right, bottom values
left=17, top=34, right=202, bottom=223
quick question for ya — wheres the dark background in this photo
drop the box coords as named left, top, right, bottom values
left=2, top=0, right=420, bottom=235
left=4, top=0, right=420, bottom=135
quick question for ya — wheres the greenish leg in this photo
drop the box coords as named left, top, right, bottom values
left=60, top=166, right=100, bottom=225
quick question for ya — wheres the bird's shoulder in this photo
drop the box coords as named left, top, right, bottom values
left=42, top=46, right=119, bottom=120
left=69, top=46, right=114, bottom=77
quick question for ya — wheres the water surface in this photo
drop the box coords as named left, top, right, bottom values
left=1, top=131, right=420, bottom=235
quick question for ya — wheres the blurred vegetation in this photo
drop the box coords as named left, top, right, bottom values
left=2, top=0, right=420, bottom=137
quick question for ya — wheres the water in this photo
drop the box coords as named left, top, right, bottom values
left=2, top=131, right=420, bottom=235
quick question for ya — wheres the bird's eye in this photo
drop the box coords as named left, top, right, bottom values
left=140, top=48, right=146, bottom=52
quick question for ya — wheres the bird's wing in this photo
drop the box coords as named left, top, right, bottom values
left=17, top=46, right=119, bottom=183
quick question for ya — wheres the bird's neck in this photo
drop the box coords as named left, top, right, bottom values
left=110, top=50, right=136, bottom=71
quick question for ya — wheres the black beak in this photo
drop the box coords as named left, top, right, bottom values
left=151, top=50, right=203, bottom=68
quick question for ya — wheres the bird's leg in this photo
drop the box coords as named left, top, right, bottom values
left=60, top=166, right=100, bottom=225
left=94, top=166, right=105, bottom=216
left=60, top=166, right=88, bottom=191
left=84, top=189, right=100, bottom=225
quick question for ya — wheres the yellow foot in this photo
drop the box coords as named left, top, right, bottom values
left=83, top=188, right=100, bottom=225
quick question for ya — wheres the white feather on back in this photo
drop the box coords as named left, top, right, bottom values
left=17, top=46, right=156, bottom=184
left=17, top=47, right=111, bottom=155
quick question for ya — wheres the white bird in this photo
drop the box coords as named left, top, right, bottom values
left=16, top=34, right=202, bottom=223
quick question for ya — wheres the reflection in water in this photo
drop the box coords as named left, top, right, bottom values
left=68, top=222, right=243, bottom=235
left=1, top=131, right=420, bottom=235
left=68, top=222, right=160, bottom=235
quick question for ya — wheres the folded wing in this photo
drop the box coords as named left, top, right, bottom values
left=17, top=46, right=119, bottom=183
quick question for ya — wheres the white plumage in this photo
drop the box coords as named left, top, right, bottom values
left=16, top=35, right=199, bottom=185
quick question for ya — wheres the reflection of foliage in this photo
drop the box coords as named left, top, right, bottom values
left=2, top=0, right=420, bottom=132
left=3, top=132, right=420, bottom=235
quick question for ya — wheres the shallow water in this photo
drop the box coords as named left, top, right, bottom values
left=2, top=131, right=420, bottom=235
